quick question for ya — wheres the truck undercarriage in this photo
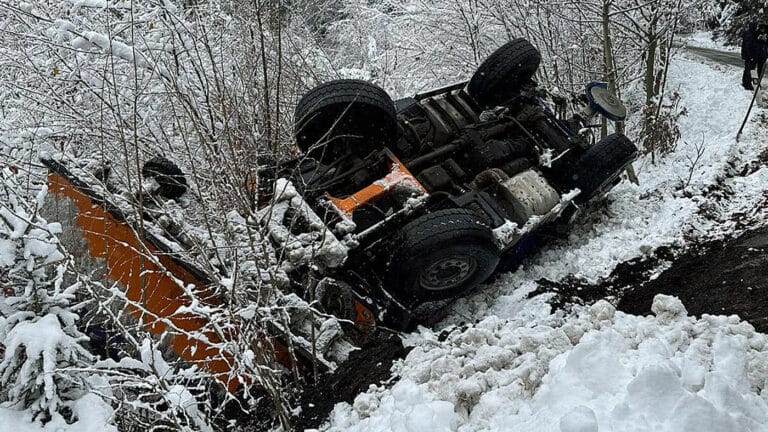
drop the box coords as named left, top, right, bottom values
left=42, top=38, right=637, bottom=399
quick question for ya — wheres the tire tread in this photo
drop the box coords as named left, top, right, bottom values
left=386, top=208, right=499, bottom=302
left=570, top=133, right=637, bottom=202
left=467, top=39, right=541, bottom=108
left=294, top=79, right=398, bottom=159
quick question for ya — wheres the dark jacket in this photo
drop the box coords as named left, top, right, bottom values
left=742, top=22, right=768, bottom=61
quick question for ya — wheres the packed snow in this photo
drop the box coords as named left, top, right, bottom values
left=327, top=296, right=768, bottom=432
left=0, top=394, right=116, bottom=432
left=321, top=45, right=768, bottom=432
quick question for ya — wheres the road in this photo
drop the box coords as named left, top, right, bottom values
left=680, top=44, right=743, bottom=67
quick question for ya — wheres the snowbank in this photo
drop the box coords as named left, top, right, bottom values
left=327, top=296, right=768, bottom=431
left=0, top=393, right=116, bottom=432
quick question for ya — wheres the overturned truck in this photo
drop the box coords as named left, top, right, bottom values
left=45, top=39, right=636, bottom=395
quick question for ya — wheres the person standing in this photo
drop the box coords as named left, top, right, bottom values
left=742, top=22, right=768, bottom=90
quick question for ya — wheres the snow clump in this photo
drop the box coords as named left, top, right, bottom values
left=326, top=294, right=768, bottom=432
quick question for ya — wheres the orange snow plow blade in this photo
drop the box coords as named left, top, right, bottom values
left=43, top=160, right=294, bottom=393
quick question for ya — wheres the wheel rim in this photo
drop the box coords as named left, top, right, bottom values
left=419, top=255, right=478, bottom=291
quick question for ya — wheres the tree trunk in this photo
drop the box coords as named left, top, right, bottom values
left=601, top=0, right=617, bottom=129
left=602, top=0, right=639, bottom=184
left=644, top=32, right=657, bottom=106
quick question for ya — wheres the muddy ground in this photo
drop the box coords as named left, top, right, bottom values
left=292, top=335, right=409, bottom=430
left=538, top=148, right=768, bottom=331
left=619, top=226, right=768, bottom=330
left=536, top=225, right=768, bottom=332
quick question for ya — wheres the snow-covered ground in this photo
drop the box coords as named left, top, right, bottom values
left=322, top=49, right=768, bottom=431
left=685, top=31, right=738, bottom=52
left=329, top=297, right=768, bottom=432
left=0, top=394, right=116, bottom=432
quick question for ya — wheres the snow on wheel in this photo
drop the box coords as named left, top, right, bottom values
left=294, top=79, right=399, bottom=162
left=141, top=156, right=188, bottom=199
left=317, top=279, right=357, bottom=322
left=467, top=38, right=542, bottom=108
left=569, top=133, right=637, bottom=203
left=385, top=209, right=500, bottom=302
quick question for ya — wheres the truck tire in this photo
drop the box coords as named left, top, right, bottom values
left=317, top=279, right=357, bottom=322
left=294, top=79, right=398, bottom=162
left=142, top=156, right=188, bottom=199
left=569, top=133, right=637, bottom=202
left=386, top=209, right=500, bottom=302
left=467, top=39, right=541, bottom=108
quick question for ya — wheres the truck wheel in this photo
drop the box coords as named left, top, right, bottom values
left=467, top=38, right=541, bottom=108
left=386, top=209, right=500, bottom=302
left=294, top=79, right=398, bottom=162
left=569, top=133, right=637, bottom=202
left=142, top=156, right=188, bottom=199
left=317, top=279, right=357, bottom=322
